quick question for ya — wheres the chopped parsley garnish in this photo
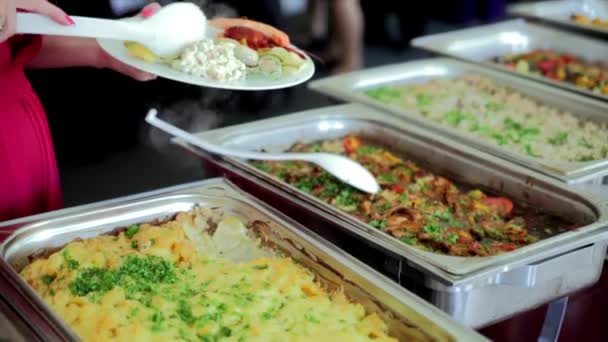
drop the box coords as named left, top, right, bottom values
left=176, top=300, right=197, bottom=325
left=485, top=102, right=505, bottom=111
left=295, top=179, right=313, bottom=193
left=503, top=117, right=522, bottom=131
left=41, top=274, right=55, bottom=286
left=254, top=163, right=272, bottom=172
left=423, top=223, right=444, bottom=234
left=547, top=132, right=568, bottom=146
left=310, top=144, right=322, bottom=152
left=131, top=240, right=139, bottom=249
left=399, top=194, right=410, bottom=205
left=524, top=144, right=539, bottom=157
left=319, top=179, right=341, bottom=198
left=444, top=110, right=466, bottom=126
left=364, top=87, right=401, bottom=103
left=415, top=93, right=433, bottom=107
left=252, top=265, right=269, bottom=270
left=357, top=145, right=379, bottom=155
left=68, top=255, right=176, bottom=297
left=447, top=233, right=459, bottom=244
left=491, top=133, right=507, bottom=145
left=305, top=312, right=320, bottom=324
left=219, top=327, right=232, bottom=337
left=335, top=189, right=359, bottom=207
left=576, top=155, right=595, bottom=162
left=376, top=203, right=392, bottom=213
left=433, top=210, right=452, bottom=221
left=150, top=311, right=164, bottom=331
left=578, top=138, right=594, bottom=149
left=378, top=173, right=396, bottom=183
left=400, top=236, right=416, bottom=245
left=69, top=267, right=118, bottom=296
left=62, top=249, right=80, bottom=271
left=125, top=225, right=140, bottom=239
left=369, top=220, right=387, bottom=229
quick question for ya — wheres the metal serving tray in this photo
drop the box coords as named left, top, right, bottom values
left=508, top=0, right=608, bottom=37
left=307, top=57, right=608, bottom=185
left=0, top=178, right=485, bottom=342
left=410, top=19, right=608, bottom=101
left=176, top=104, right=608, bottom=327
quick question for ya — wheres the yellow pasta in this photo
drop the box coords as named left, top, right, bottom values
left=20, top=209, right=396, bottom=342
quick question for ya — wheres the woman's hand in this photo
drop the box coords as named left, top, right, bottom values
left=0, top=0, right=74, bottom=43
left=96, top=2, right=161, bottom=81
left=20, top=2, right=161, bottom=82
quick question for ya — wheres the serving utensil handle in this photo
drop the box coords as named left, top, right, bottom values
left=16, top=13, right=149, bottom=42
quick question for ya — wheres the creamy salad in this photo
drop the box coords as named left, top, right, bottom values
left=170, top=38, right=246, bottom=82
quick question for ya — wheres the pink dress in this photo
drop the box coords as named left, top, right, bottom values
left=0, top=35, right=62, bottom=222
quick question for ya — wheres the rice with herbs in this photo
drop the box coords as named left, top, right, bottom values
left=364, top=74, right=608, bottom=163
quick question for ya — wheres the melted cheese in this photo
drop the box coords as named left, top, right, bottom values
left=20, top=209, right=396, bottom=342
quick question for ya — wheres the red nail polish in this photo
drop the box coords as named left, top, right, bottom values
left=65, top=15, right=75, bottom=25
left=141, top=7, right=155, bottom=18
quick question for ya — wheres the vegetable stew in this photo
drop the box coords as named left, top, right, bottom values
left=252, top=136, right=576, bottom=257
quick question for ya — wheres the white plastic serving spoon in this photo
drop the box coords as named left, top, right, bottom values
left=15, top=2, right=206, bottom=57
left=145, top=109, right=380, bottom=194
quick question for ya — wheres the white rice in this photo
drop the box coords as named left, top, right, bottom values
left=367, top=74, right=608, bottom=163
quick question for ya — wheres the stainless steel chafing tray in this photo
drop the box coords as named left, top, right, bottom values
left=508, top=0, right=608, bottom=37
left=0, top=178, right=486, bottom=342
left=410, top=19, right=608, bottom=101
left=307, top=57, right=608, bottom=185
left=174, top=104, right=608, bottom=328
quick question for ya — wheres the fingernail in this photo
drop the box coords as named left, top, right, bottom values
left=65, top=15, right=75, bottom=25
left=141, top=7, right=155, bottom=18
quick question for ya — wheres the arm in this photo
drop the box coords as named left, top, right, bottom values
left=25, top=35, right=156, bottom=81
left=21, top=2, right=160, bottom=80
left=26, top=36, right=103, bottom=69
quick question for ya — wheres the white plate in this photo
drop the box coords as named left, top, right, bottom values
left=97, top=25, right=315, bottom=91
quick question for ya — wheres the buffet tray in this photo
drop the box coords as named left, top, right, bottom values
left=0, top=178, right=485, bottom=341
left=307, top=57, right=608, bottom=185
left=182, top=104, right=608, bottom=276
left=508, top=0, right=608, bottom=37
left=410, top=19, right=608, bottom=101
left=172, top=107, right=608, bottom=327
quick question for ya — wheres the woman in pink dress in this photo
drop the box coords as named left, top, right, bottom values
left=0, top=0, right=160, bottom=222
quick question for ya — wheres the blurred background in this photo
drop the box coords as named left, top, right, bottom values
left=28, top=0, right=540, bottom=207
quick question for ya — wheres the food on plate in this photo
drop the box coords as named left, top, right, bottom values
left=362, top=74, right=608, bottom=162
left=169, top=39, right=247, bottom=82
left=209, top=17, right=290, bottom=48
left=252, top=135, right=577, bottom=257
left=124, top=17, right=307, bottom=82
left=570, top=13, right=608, bottom=29
left=492, top=49, right=608, bottom=95
left=20, top=207, right=398, bottom=342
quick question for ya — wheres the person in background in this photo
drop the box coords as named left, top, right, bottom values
left=0, top=0, right=159, bottom=222
left=307, top=0, right=363, bottom=74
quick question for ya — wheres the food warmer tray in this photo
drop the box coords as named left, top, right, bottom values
left=410, top=19, right=608, bottom=101
left=0, top=178, right=486, bottom=342
left=307, top=57, right=608, bottom=185
left=173, top=104, right=608, bottom=328
left=508, top=0, right=608, bottom=37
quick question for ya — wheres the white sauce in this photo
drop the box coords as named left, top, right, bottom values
left=171, top=38, right=247, bottom=82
